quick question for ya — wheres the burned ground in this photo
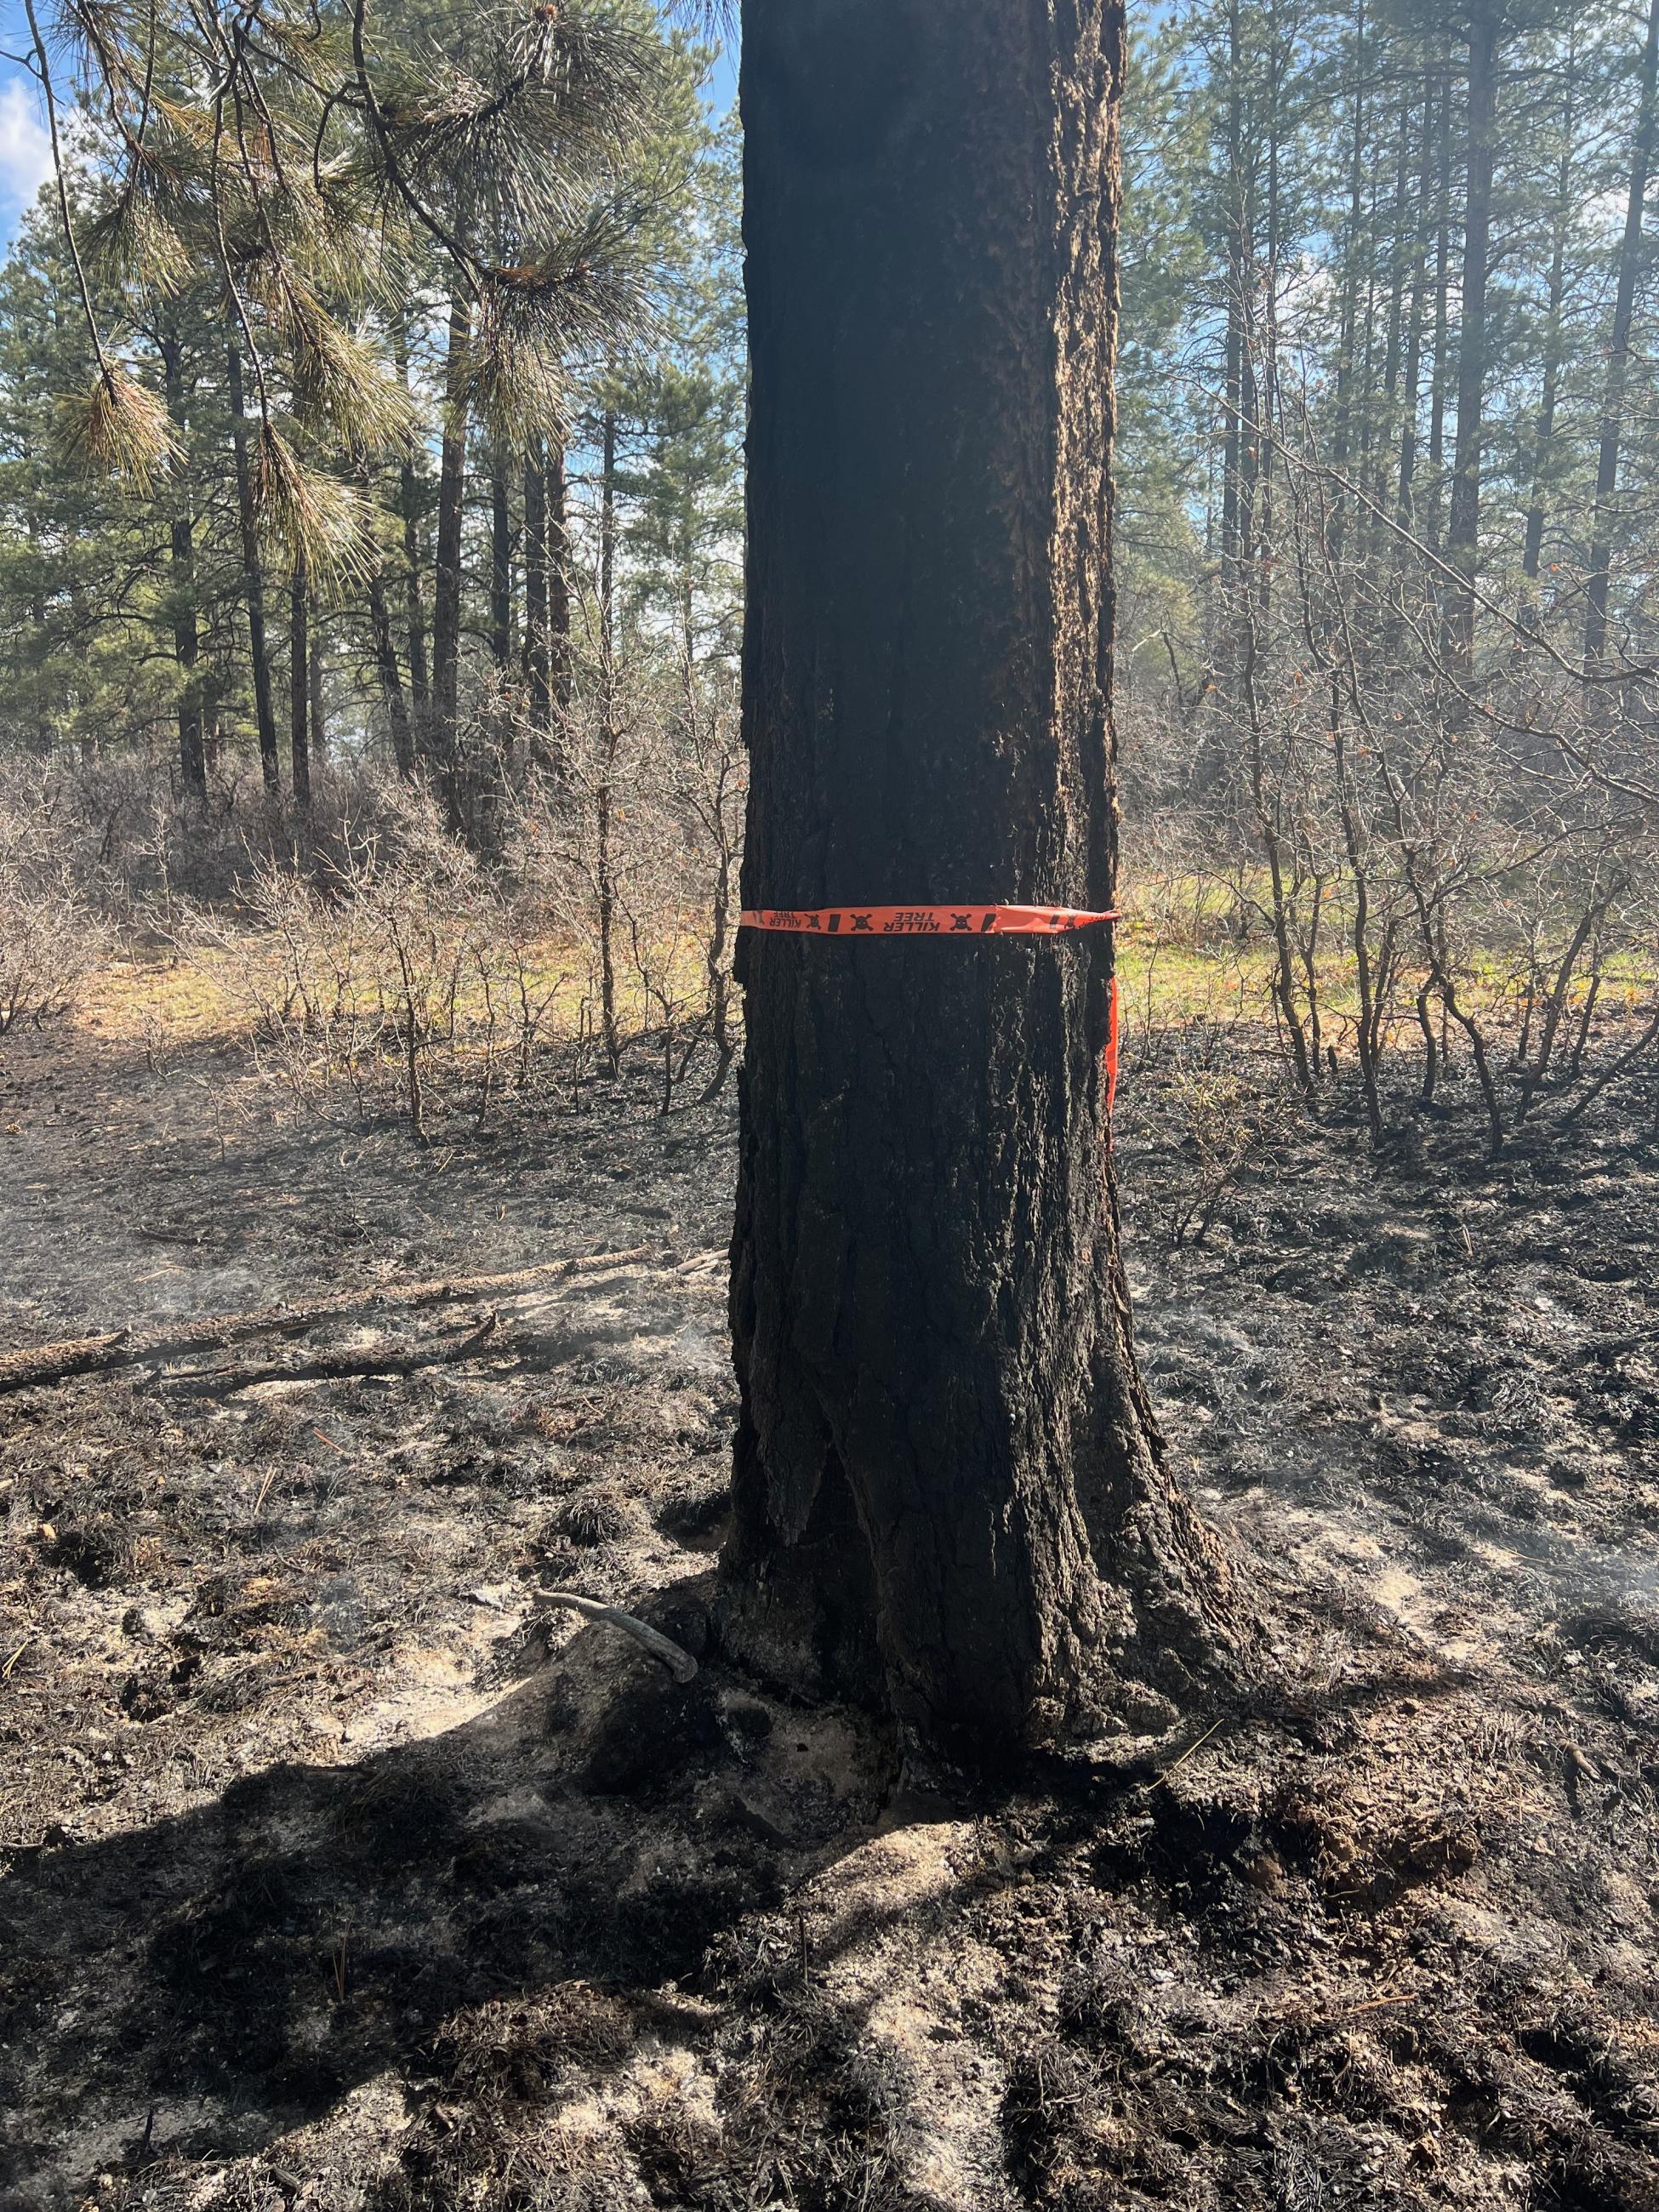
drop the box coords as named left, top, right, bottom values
left=2, top=1011, right=1658, bottom=2209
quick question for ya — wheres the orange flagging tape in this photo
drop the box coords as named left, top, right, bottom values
left=740, top=903, right=1124, bottom=1128
left=738, top=904, right=1119, bottom=936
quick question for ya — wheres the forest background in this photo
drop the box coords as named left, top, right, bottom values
left=1, top=0, right=1657, bottom=1154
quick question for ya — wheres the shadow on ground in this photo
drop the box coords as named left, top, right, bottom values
left=0, top=1593, right=892, bottom=2203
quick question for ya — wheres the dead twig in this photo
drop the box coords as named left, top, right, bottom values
left=1334, top=1990, right=1419, bottom=2019
left=1151, top=1718, right=1227, bottom=1784
left=537, top=1589, right=699, bottom=1684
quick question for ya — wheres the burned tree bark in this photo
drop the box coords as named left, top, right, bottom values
left=723, top=0, right=1240, bottom=1773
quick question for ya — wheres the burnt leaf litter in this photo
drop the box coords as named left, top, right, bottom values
left=2, top=1017, right=1658, bottom=2209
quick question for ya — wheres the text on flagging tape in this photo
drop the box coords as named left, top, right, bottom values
left=738, top=904, right=1119, bottom=937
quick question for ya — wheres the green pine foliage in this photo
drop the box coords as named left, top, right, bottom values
left=0, top=0, right=740, bottom=804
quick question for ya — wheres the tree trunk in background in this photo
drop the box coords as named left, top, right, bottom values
left=403, top=470, right=430, bottom=715
left=26, top=515, right=48, bottom=755
left=596, top=409, right=620, bottom=1072
left=490, top=437, right=512, bottom=676
left=1394, top=74, right=1434, bottom=533
left=1445, top=3, right=1497, bottom=693
left=1257, top=37, right=1285, bottom=627
left=367, top=567, right=416, bottom=778
left=225, top=338, right=279, bottom=795
left=548, top=436, right=573, bottom=722
left=488, top=438, right=515, bottom=776
left=289, top=556, right=311, bottom=808
left=1218, top=0, right=1246, bottom=590
left=1426, top=71, right=1452, bottom=550
left=522, top=436, right=553, bottom=769
left=1329, top=0, right=1366, bottom=565
left=430, top=291, right=471, bottom=776
left=309, top=594, right=326, bottom=768
left=202, top=670, right=223, bottom=774
left=394, top=318, right=430, bottom=724
left=1583, top=0, right=1659, bottom=673
left=600, top=410, right=619, bottom=664
left=1371, top=93, right=1411, bottom=538
left=1522, top=54, right=1576, bottom=598
left=160, top=333, right=206, bottom=811
left=725, top=0, right=1240, bottom=1771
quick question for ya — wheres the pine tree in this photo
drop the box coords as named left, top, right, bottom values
left=724, top=0, right=1242, bottom=1770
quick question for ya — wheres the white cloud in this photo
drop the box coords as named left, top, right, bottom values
left=0, top=76, right=53, bottom=215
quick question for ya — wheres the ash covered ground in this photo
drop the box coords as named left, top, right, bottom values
left=3, top=1010, right=1658, bottom=2210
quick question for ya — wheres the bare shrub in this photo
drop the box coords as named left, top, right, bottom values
left=1162, top=1035, right=1300, bottom=1251
left=547, top=655, right=744, bottom=1109
left=1119, top=371, right=1659, bottom=1154
left=0, top=784, right=110, bottom=1035
left=0, top=682, right=750, bottom=1115
left=189, top=785, right=510, bottom=1138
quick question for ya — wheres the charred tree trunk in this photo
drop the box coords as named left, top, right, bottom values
left=225, top=337, right=279, bottom=795
left=724, top=0, right=1240, bottom=1773
left=402, top=469, right=430, bottom=718
left=1371, top=94, right=1411, bottom=539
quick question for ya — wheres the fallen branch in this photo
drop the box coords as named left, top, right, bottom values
left=161, top=1312, right=509, bottom=1398
left=168, top=1340, right=513, bottom=1398
left=537, top=1589, right=699, bottom=1684
left=0, top=1249, right=654, bottom=1397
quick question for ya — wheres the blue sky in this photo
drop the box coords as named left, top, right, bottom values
left=0, top=1, right=54, bottom=248
left=708, top=38, right=737, bottom=117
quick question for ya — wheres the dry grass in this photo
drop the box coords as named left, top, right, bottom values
left=76, top=955, right=238, bottom=1046
left=66, top=920, right=1649, bottom=1069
